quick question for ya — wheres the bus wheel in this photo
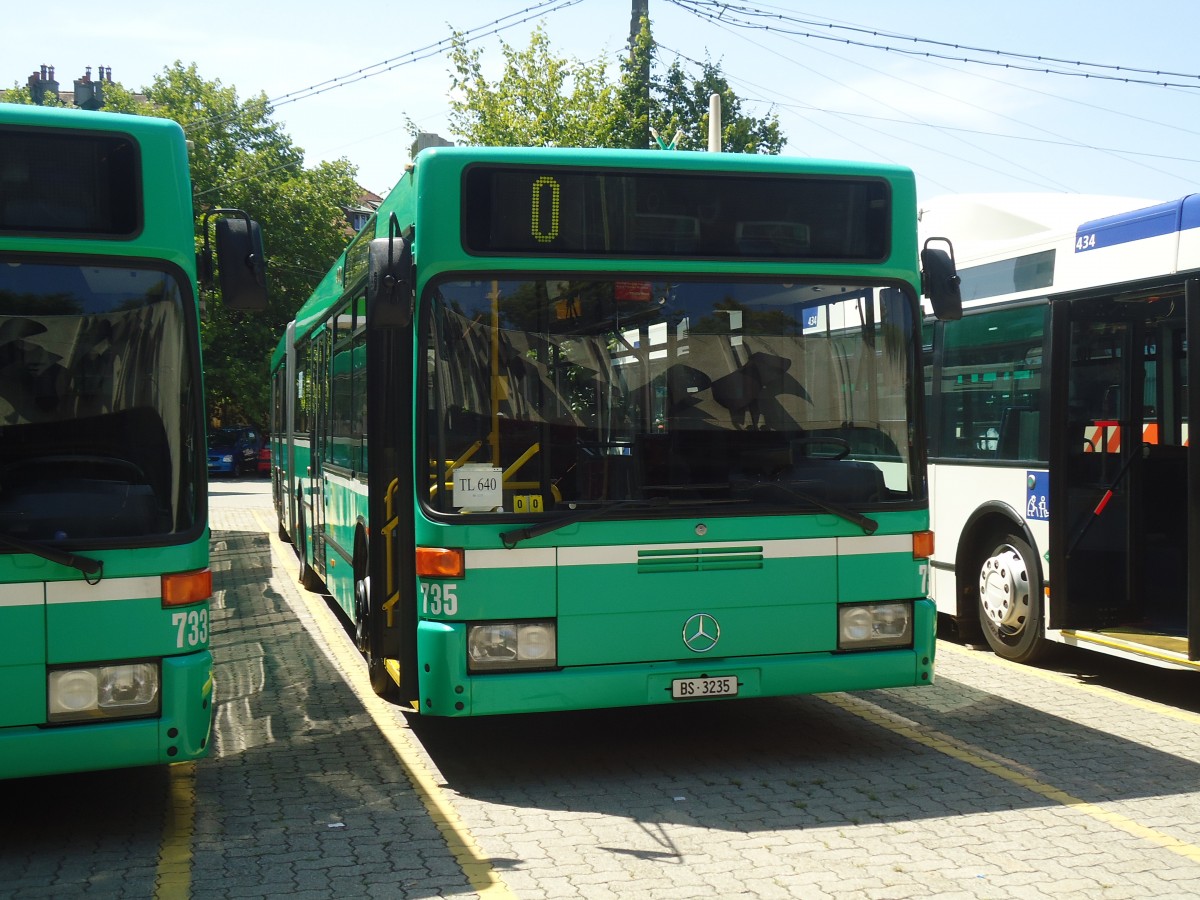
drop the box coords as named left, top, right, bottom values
left=354, top=543, right=396, bottom=700
left=975, top=534, right=1048, bottom=664
left=296, top=501, right=322, bottom=591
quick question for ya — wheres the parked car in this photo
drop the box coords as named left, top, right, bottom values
left=256, top=442, right=271, bottom=476
left=207, top=426, right=260, bottom=477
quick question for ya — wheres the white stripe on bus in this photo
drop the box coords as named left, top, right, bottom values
left=0, top=583, right=44, bottom=607
left=46, top=575, right=161, bottom=604
left=464, top=536, right=908, bottom=570
left=465, top=548, right=557, bottom=570
left=838, top=534, right=914, bottom=555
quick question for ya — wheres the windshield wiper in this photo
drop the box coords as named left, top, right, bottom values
left=738, top=480, right=878, bottom=535
left=0, top=531, right=104, bottom=582
left=500, top=499, right=665, bottom=549
left=499, top=495, right=749, bottom=549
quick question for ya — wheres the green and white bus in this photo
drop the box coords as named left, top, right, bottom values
left=0, top=104, right=265, bottom=778
left=271, top=146, right=961, bottom=715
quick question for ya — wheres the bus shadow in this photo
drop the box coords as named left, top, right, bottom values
left=936, top=614, right=1200, bottom=714
left=195, top=526, right=479, bottom=897
left=205, top=523, right=1200, bottom=875
left=408, top=674, right=1200, bottom=839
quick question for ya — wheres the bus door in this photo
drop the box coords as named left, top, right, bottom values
left=1186, top=279, right=1200, bottom=660
left=1051, top=288, right=1199, bottom=656
left=364, top=235, right=417, bottom=701
left=308, top=329, right=329, bottom=578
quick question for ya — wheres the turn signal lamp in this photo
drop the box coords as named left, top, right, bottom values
left=912, top=531, right=934, bottom=560
left=162, top=569, right=213, bottom=607
left=416, top=547, right=465, bottom=578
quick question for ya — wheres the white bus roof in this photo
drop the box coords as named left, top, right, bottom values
left=918, top=193, right=1155, bottom=249
left=918, top=192, right=1200, bottom=306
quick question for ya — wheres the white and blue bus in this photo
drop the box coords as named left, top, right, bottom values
left=919, top=192, right=1200, bottom=669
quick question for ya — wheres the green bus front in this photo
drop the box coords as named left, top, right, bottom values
left=295, top=148, right=938, bottom=716
left=0, top=106, right=214, bottom=778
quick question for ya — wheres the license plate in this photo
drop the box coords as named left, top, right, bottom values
left=671, top=675, right=738, bottom=700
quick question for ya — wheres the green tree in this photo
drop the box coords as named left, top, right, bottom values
left=612, top=15, right=655, bottom=149
left=141, top=62, right=359, bottom=427
left=1, top=82, right=67, bottom=106
left=447, top=24, right=623, bottom=147
left=441, top=17, right=784, bottom=155
left=654, top=56, right=785, bottom=154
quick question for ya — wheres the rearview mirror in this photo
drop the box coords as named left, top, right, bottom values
left=366, top=231, right=413, bottom=328
left=214, top=216, right=269, bottom=311
left=921, top=238, right=962, bottom=321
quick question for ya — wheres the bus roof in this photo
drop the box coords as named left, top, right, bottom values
left=918, top=193, right=1156, bottom=251
left=0, top=101, right=186, bottom=138
left=1075, top=194, right=1200, bottom=252
left=918, top=192, right=1200, bottom=307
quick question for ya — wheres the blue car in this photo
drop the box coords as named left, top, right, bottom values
left=207, top=426, right=260, bottom=477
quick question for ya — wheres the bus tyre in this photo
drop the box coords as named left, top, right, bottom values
left=355, top=545, right=396, bottom=700
left=296, top=502, right=322, bottom=591
left=975, top=534, right=1049, bottom=664
left=299, top=556, right=322, bottom=592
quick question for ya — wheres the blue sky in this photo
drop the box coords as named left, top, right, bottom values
left=8, top=0, right=1200, bottom=207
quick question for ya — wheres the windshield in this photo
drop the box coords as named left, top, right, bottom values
left=0, top=259, right=203, bottom=544
left=423, top=277, right=920, bottom=518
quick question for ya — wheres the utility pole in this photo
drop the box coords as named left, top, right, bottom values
left=630, top=0, right=651, bottom=148
left=630, top=0, right=648, bottom=51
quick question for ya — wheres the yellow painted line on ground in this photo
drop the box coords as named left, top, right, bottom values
left=154, top=761, right=196, bottom=899
left=937, top=638, right=1200, bottom=727
left=251, top=510, right=517, bottom=899
left=822, top=691, right=1200, bottom=865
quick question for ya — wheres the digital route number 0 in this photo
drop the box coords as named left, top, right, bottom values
left=531, top=175, right=561, bottom=244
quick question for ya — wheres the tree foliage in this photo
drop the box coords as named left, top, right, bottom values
left=447, top=24, right=624, bottom=148
left=444, top=17, right=785, bottom=155
left=612, top=14, right=656, bottom=149
left=655, top=56, right=785, bottom=154
left=141, top=63, right=360, bottom=427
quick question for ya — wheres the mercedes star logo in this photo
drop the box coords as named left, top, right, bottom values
left=682, top=613, right=720, bottom=653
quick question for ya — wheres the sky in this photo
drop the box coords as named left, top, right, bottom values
left=8, top=0, right=1200, bottom=211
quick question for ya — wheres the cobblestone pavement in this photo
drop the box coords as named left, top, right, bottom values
left=4, top=487, right=1200, bottom=899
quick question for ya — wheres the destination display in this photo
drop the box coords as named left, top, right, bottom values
left=0, top=127, right=139, bottom=235
left=461, top=165, right=890, bottom=262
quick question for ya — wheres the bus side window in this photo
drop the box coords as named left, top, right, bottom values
left=996, top=406, right=1038, bottom=460
left=936, top=305, right=1047, bottom=462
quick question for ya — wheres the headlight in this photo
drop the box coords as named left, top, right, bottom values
left=222, top=454, right=234, bottom=463
left=467, top=621, right=557, bottom=671
left=838, top=602, right=913, bottom=650
left=48, top=662, right=160, bottom=723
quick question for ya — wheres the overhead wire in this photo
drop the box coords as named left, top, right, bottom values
left=191, top=0, right=582, bottom=199
left=657, top=22, right=1076, bottom=194
left=185, top=0, right=582, bottom=135
left=659, top=41, right=1042, bottom=193
left=667, top=0, right=1200, bottom=89
left=662, top=0, right=1200, bottom=191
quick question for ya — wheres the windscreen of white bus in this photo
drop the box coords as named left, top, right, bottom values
left=423, top=278, right=921, bottom=518
left=0, top=260, right=202, bottom=543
